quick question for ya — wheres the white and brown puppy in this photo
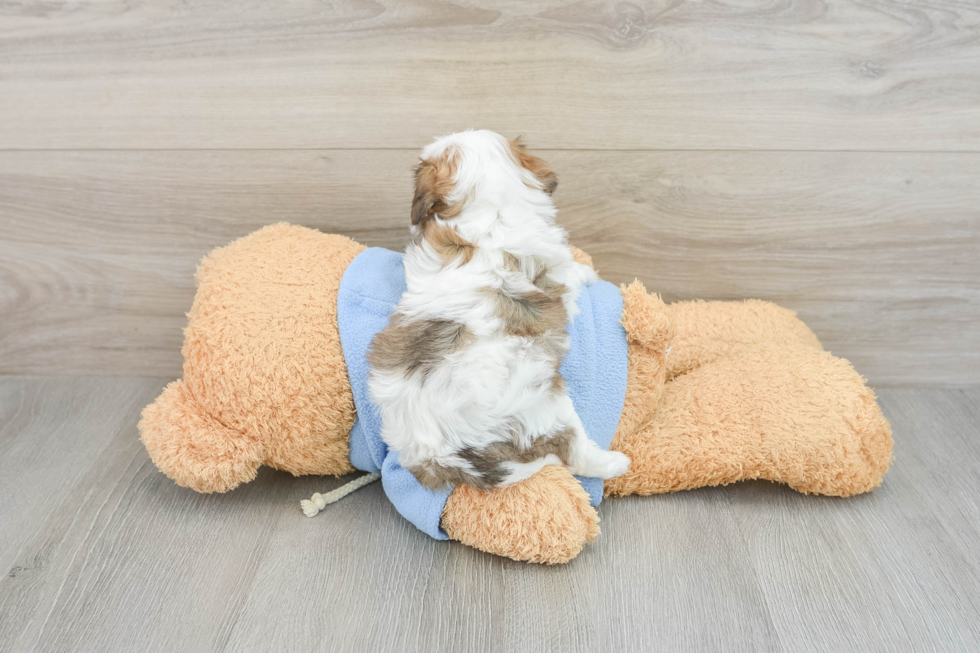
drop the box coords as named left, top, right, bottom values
left=368, top=130, right=630, bottom=490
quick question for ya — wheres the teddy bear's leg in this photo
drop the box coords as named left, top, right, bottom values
left=605, top=344, right=893, bottom=498
left=441, top=465, right=601, bottom=564
left=665, top=299, right=824, bottom=380
left=140, top=380, right=264, bottom=493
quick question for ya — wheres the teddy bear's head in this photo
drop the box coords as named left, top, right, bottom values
left=139, top=224, right=365, bottom=493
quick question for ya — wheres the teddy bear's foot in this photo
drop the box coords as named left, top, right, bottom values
left=442, top=465, right=600, bottom=564
left=140, top=380, right=264, bottom=493
left=605, top=345, right=893, bottom=498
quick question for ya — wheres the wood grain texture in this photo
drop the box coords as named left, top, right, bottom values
left=1, top=378, right=978, bottom=652
left=1, top=0, right=978, bottom=150
left=1, top=150, right=977, bottom=384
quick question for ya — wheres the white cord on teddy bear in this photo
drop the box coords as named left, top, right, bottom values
left=301, top=472, right=382, bottom=517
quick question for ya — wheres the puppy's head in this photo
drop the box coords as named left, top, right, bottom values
left=412, top=130, right=557, bottom=229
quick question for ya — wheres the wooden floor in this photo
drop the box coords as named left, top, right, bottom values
left=0, top=378, right=977, bottom=652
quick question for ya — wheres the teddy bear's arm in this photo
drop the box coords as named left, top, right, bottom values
left=441, top=465, right=600, bottom=564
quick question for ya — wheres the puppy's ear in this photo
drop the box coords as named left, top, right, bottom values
left=510, top=137, right=558, bottom=195
left=412, top=149, right=458, bottom=226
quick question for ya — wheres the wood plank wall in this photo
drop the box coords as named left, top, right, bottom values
left=1, top=1, right=978, bottom=385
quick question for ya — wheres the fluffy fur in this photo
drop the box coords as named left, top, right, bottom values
left=368, top=130, right=630, bottom=490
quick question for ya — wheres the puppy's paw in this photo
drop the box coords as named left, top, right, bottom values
left=573, top=450, right=631, bottom=480
left=598, top=451, right=631, bottom=479
left=575, top=262, right=599, bottom=287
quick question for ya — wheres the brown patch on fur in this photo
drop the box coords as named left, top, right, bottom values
left=424, top=223, right=476, bottom=266
left=502, top=251, right=522, bottom=273
left=410, top=460, right=487, bottom=491
left=509, top=137, right=558, bottom=195
left=368, top=315, right=473, bottom=378
left=551, top=371, right=566, bottom=394
left=491, top=252, right=571, bottom=370
left=412, top=147, right=462, bottom=227
left=533, top=270, right=567, bottom=297
left=529, top=326, right=570, bottom=366
left=483, top=286, right=568, bottom=338
left=410, top=427, right=576, bottom=491
left=502, top=251, right=554, bottom=290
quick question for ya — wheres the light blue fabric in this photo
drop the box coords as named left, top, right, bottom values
left=336, top=247, right=629, bottom=540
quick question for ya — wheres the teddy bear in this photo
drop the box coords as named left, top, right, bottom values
left=139, top=223, right=893, bottom=564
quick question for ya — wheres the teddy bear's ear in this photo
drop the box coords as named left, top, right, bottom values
left=140, top=380, right=263, bottom=493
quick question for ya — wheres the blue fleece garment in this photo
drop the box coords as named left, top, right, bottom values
left=336, top=247, right=628, bottom=540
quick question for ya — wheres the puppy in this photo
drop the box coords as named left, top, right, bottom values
left=368, top=130, right=630, bottom=491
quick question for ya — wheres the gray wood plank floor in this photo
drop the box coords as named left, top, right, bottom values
left=1, top=377, right=977, bottom=652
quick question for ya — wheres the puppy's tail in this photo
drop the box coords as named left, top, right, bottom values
left=300, top=472, right=382, bottom=517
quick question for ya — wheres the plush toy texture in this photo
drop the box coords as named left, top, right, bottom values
left=443, top=465, right=601, bottom=564
left=140, top=224, right=362, bottom=493
left=607, top=298, right=891, bottom=497
left=140, top=223, right=893, bottom=564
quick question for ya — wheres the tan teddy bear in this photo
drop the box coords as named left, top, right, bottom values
left=140, top=223, right=893, bottom=564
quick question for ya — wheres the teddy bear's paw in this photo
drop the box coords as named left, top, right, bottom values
left=441, top=465, right=600, bottom=564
